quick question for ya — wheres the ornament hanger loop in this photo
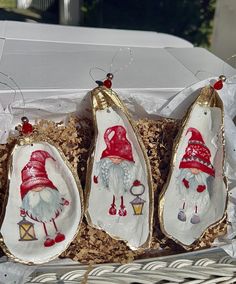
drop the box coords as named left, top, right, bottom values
left=89, top=67, right=107, bottom=83
left=222, top=54, right=236, bottom=86
left=109, top=47, right=134, bottom=75
left=89, top=47, right=134, bottom=88
left=226, top=54, right=236, bottom=69
left=0, top=71, right=25, bottom=116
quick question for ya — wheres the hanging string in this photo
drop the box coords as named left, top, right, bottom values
left=0, top=81, right=16, bottom=115
left=89, top=47, right=134, bottom=84
left=0, top=71, right=26, bottom=116
left=89, top=67, right=108, bottom=83
left=193, top=54, right=236, bottom=90
left=223, top=54, right=236, bottom=86
left=109, top=47, right=134, bottom=75
left=194, top=70, right=215, bottom=80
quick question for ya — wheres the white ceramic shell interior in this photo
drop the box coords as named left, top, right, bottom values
left=162, top=104, right=227, bottom=245
left=1, top=142, right=82, bottom=264
left=87, top=106, right=151, bottom=249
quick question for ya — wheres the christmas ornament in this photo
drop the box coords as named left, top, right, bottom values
left=20, top=116, right=33, bottom=135
left=85, top=83, right=153, bottom=249
left=0, top=118, right=83, bottom=264
left=103, top=73, right=114, bottom=89
left=159, top=84, right=227, bottom=248
left=213, top=75, right=226, bottom=90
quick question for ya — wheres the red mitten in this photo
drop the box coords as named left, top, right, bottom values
left=62, top=198, right=70, bottom=206
left=182, top=178, right=189, bottom=188
left=93, top=175, right=98, bottom=184
left=197, top=184, right=206, bottom=193
left=20, top=208, right=26, bottom=217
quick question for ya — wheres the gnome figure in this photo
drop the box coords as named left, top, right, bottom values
left=177, top=128, right=215, bottom=224
left=93, top=125, right=137, bottom=216
left=20, top=150, right=69, bottom=247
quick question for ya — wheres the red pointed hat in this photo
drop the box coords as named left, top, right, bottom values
left=101, top=125, right=134, bottom=162
left=179, top=127, right=215, bottom=177
left=20, top=150, right=57, bottom=200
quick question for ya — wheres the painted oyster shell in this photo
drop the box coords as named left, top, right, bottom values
left=0, top=140, right=83, bottom=264
left=85, top=86, right=153, bottom=249
left=159, top=86, right=227, bottom=247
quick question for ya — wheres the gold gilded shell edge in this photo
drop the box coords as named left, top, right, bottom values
left=158, top=85, right=228, bottom=250
left=84, top=86, right=154, bottom=251
left=0, top=135, right=84, bottom=265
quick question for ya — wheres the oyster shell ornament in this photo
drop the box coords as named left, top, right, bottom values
left=0, top=118, right=83, bottom=264
left=85, top=81, right=153, bottom=249
left=159, top=82, right=227, bottom=248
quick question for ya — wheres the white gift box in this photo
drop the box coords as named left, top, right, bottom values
left=0, top=21, right=236, bottom=283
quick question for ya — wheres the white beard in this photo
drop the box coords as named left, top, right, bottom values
left=22, top=187, right=64, bottom=223
left=177, top=168, right=210, bottom=211
left=96, top=157, right=135, bottom=197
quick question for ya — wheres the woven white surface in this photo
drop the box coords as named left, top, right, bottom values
left=23, top=249, right=236, bottom=284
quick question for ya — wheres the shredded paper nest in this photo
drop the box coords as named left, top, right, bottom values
left=0, top=116, right=227, bottom=264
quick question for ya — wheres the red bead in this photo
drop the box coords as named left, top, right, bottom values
left=22, top=122, right=33, bottom=134
left=213, top=80, right=223, bottom=90
left=103, top=79, right=112, bottom=88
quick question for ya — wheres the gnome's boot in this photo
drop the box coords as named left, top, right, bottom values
left=109, top=195, right=117, bottom=215
left=55, top=232, right=65, bottom=243
left=44, top=237, right=55, bottom=247
left=118, top=196, right=127, bottom=216
left=177, top=202, right=186, bottom=222
left=190, top=206, right=200, bottom=224
left=177, top=210, right=186, bottom=222
left=52, top=219, right=65, bottom=243
left=43, top=223, right=55, bottom=247
left=190, top=214, right=200, bottom=224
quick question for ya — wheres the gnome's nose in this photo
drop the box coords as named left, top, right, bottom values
left=31, top=186, right=44, bottom=192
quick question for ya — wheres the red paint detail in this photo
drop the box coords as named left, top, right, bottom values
left=103, top=79, right=112, bottom=88
left=20, top=208, right=26, bottom=217
left=179, top=127, right=215, bottom=177
left=133, top=180, right=141, bottom=186
left=22, top=122, right=33, bottom=135
left=44, top=237, right=55, bottom=247
left=109, top=206, right=117, bottom=215
left=109, top=195, right=117, bottom=215
left=118, top=207, right=127, bottom=216
left=55, top=232, right=65, bottom=243
left=197, top=184, right=206, bottom=193
left=61, top=198, right=69, bottom=206
left=180, top=161, right=215, bottom=177
left=101, top=125, right=134, bottom=162
left=213, top=80, right=223, bottom=90
left=119, top=196, right=127, bottom=216
left=186, top=127, right=205, bottom=143
left=20, top=150, right=57, bottom=200
left=93, top=175, right=98, bottom=184
left=182, top=178, right=189, bottom=188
